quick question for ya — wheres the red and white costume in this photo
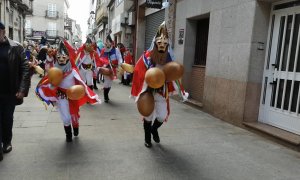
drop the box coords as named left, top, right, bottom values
left=44, top=53, right=55, bottom=73
left=36, top=41, right=101, bottom=129
left=131, top=51, right=188, bottom=122
left=99, top=47, right=123, bottom=88
left=75, top=43, right=101, bottom=87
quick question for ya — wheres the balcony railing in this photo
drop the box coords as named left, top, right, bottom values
left=45, top=10, right=59, bottom=19
left=25, top=28, right=33, bottom=36
left=96, top=6, right=108, bottom=24
left=46, top=30, right=58, bottom=38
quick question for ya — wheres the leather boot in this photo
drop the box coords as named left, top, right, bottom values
left=64, top=126, right=72, bottom=142
left=93, top=78, right=98, bottom=90
left=143, top=120, right=152, bottom=148
left=104, top=88, right=111, bottom=102
left=103, top=88, right=109, bottom=102
left=151, top=119, right=163, bottom=143
left=73, top=127, right=79, bottom=136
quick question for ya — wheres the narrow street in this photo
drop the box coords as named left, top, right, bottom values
left=1, top=75, right=300, bottom=180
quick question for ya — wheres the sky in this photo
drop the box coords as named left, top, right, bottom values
left=67, top=0, right=90, bottom=42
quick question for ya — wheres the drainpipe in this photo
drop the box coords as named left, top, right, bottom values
left=132, top=0, right=138, bottom=64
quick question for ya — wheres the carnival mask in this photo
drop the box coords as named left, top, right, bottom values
left=85, top=43, right=94, bottom=52
left=155, top=34, right=169, bottom=53
left=57, top=54, right=69, bottom=65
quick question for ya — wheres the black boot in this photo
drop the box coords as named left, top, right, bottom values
left=143, top=120, right=152, bottom=148
left=73, top=127, right=79, bottom=136
left=151, top=119, right=163, bottom=143
left=64, top=126, right=72, bottom=142
left=93, top=78, right=98, bottom=90
left=103, top=88, right=108, bottom=102
left=104, top=88, right=110, bottom=102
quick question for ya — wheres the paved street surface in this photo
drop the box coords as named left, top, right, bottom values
left=1, top=75, right=300, bottom=180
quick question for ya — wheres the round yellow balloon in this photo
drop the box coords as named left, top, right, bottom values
left=121, top=63, right=134, bottom=73
left=137, top=91, right=154, bottom=116
left=162, top=61, right=184, bottom=81
left=48, top=67, right=63, bottom=86
left=66, top=85, right=86, bottom=100
left=118, top=66, right=124, bottom=76
left=145, top=67, right=165, bottom=89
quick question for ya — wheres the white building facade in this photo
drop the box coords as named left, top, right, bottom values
left=135, top=0, right=300, bottom=144
left=25, top=0, right=70, bottom=45
left=0, top=0, right=33, bottom=43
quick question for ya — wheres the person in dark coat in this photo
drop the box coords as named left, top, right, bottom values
left=0, top=22, right=30, bottom=161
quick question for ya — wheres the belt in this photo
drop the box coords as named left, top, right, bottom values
left=82, top=63, right=92, bottom=70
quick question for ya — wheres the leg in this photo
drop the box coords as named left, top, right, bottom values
left=57, top=99, right=73, bottom=142
left=151, top=119, right=163, bottom=143
left=2, top=97, right=16, bottom=153
left=151, top=94, right=168, bottom=143
left=143, top=120, right=152, bottom=148
left=103, top=76, right=112, bottom=102
left=0, top=99, right=4, bottom=160
left=64, top=126, right=72, bottom=142
left=103, top=88, right=110, bottom=102
left=93, top=78, right=98, bottom=90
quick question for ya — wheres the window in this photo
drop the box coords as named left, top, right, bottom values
left=47, top=3, right=57, bottom=17
left=25, top=20, right=31, bottom=28
left=29, top=0, right=33, bottom=10
left=47, top=22, right=57, bottom=36
left=116, top=0, right=123, bottom=7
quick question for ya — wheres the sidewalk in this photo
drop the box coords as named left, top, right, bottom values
left=1, top=75, right=300, bottom=180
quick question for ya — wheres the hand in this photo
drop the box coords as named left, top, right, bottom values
left=16, top=92, right=25, bottom=99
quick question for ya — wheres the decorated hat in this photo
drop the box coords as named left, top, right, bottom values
left=58, top=41, right=69, bottom=56
left=106, top=34, right=113, bottom=43
left=85, top=37, right=92, bottom=44
left=155, top=21, right=169, bottom=39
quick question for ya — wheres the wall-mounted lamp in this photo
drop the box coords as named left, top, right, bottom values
left=257, top=42, right=264, bottom=51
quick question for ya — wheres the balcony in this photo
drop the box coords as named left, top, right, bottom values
left=10, top=0, right=33, bottom=15
left=45, top=10, right=59, bottom=19
left=25, top=28, right=33, bottom=37
left=96, top=6, right=108, bottom=25
left=46, top=30, right=58, bottom=38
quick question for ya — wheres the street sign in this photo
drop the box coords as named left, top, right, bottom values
left=145, top=0, right=162, bottom=9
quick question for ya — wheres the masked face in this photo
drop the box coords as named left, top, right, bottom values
left=57, top=54, right=69, bottom=65
left=85, top=43, right=93, bottom=52
left=155, top=34, right=168, bottom=53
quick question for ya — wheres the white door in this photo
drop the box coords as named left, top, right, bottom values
left=259, top=3, right=300, bottom=135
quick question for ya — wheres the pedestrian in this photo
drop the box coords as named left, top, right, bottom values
left=36, top=40, right=100, bottom=142
left=131, top=22, right=188, bottom=148
left=37, top=45, right=48, bottom=77
left=0, top=22, right=30, bottom=161
left=98, top=34, right=123, bottom=103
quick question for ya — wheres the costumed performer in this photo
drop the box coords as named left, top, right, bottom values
left=131, top=22, right=188, bottom=148
left=35, top=40, right=101, bottom=142
left=98, top=34, right=123, bottom=103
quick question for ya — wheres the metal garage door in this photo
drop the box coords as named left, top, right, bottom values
left=145, top=10, right=165, bottom=50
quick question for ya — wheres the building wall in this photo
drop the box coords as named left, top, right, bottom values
left=0, top=0, right=28, bottom=43
left=174, top=0, right=273, bottom=126
left=26, top=0, right=66, bottom=40
left=110, top=0, right=133, bottom=47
